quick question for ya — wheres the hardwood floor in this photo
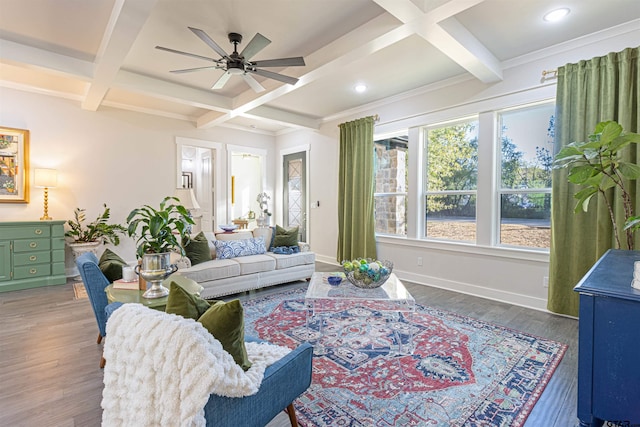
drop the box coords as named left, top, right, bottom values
left=0, top=263, right=579, bottom=427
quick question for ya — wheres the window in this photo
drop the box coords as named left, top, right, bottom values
left=374, top=134, right=408, bottom=235
left=424, top=118, right=479, bottom=242
left=497, top=102, right=554, bottom=249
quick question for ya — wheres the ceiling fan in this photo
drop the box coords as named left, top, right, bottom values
left=156, top=27, right=305, bottom=93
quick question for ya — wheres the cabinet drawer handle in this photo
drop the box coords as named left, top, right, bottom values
left=35, top=229, right=43, bottom=235
left=30, top=255, right=37, bottom=261
left=29, top=242, right=37, bottom=248
left=29, top=268, right=37, bottom=275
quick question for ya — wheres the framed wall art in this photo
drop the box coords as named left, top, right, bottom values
left=0, top=127, right=29, bottom=203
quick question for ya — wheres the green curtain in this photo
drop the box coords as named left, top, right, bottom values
left=548, top=47, right=640, bottom=316
left=337, top=116, right=377, bottom=261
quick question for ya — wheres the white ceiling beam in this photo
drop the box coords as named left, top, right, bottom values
left=373, top=0, right=502, bottom=83
left=115, top=70, right=232, bottom=112
left=81, top=0, right=158, bottom=111
left=244, top=106, right=321, bottom=130
left=0, top=38, right=93, bottom=80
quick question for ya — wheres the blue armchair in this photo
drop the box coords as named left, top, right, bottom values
left=204, top=338, right=313, bottom=427
left=75, top=251, right=122, bottom=368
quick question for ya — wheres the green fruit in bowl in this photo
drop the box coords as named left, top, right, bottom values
left=343, top=261, right=353, bottom=272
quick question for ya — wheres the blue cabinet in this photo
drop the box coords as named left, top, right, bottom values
left=574, top=249, right=640, bottom=427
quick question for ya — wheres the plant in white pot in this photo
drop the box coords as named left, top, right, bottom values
left=65, top=204, right=126, bottom=261
left=126, top=196, right=194, bottom=298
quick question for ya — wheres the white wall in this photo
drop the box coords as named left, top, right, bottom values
left=0, top=87, right=276, bottom=273
left=276, top=25, right=639, bottom=312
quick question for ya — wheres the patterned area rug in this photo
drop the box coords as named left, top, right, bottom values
left=242, top=288, right=567, bottom=427
left=72, top=281, right=88, bottom=300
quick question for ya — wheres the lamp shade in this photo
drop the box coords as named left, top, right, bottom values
left=173, top=188, right=200, bottom=210
left=34, top=168, right=58, bottom=188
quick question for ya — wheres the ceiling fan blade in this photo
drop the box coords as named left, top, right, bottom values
left=155, top=46, right=220, bottom=63
left=240, top=33, right=271, bottom=60
left=170, top=66, right=222, bottom=74
left=251, top=57, right=305, bottom=68
left=212, top=72, right=232, bottom=90
left=189, top=27, right=229, bottom=58
left=242, top=74, right=266, bottom=93
left=249, top=68, right=299, bottom=85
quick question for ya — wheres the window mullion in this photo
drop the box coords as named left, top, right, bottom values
left=476, top=111, right=497, bottom=246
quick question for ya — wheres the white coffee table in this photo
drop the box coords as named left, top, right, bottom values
left=304, top=272, right=416, bottom=354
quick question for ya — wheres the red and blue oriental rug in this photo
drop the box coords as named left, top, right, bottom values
left=242, top=288, right=567, bottom=426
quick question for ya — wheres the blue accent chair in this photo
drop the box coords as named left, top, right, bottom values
left=204, top=338, right=313, bottom=427
left=76, top=251, right=123, bottom=368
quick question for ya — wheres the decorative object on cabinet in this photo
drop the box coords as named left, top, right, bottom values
left=553, top=121, right=640, bottom=249
left=34, top=168, right=57, bottom=220
left=126, top=196, right=194, bottom=298
left=0, top=221, right=66, bottom=292
left=0, top=126, right=29, bottom=203
left=574, top=249, right=640, bottom=426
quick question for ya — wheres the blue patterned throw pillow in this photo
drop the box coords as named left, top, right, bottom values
left=213, top=237, right=266, bottom=259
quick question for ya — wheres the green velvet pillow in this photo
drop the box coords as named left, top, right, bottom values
left=98, top=248, right=127, bottom=282
left=198, top=299, right=252, bottom=371
left=272, top=225, right=299, bottom=248
left=165, top=282, right=212, bottom=320
left=183, top=231, right=212, bottom=266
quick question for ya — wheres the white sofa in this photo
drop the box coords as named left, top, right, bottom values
left=176, top=228, right=315, bottom=299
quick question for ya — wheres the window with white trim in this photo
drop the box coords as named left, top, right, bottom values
left=497, top=102, right=554, bottom=249
left=374, top=133, right=408, bottom=236
left=424, top=117, right=479, bottom=242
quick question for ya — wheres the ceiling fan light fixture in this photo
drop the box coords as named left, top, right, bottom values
left=354, top=84, right=367, bottom=93
left=543, top=8, right=570, bottom=22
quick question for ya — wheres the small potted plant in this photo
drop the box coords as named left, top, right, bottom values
left=65, top=204, right=126, bottom=259
left=256, top=192, right=272, bottom=227
left=126, top=196, right=194, bottom=298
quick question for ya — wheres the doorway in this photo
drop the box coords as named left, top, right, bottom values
left=283, top=151, right=306, bottom=242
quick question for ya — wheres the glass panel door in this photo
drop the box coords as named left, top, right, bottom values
left=283, top=152, right=306, bottom=241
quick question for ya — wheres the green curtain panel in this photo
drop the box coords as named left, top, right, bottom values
left=548, top=47, right=640, bottom=316
left=337, top=116, right=377, bottom=262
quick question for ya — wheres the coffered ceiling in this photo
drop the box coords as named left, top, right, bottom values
left=0, top=0, right=638, bottom=134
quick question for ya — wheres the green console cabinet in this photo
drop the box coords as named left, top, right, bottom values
left=0, top=221, right=66, bottom=292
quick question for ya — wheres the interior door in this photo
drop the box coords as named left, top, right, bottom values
left=200, top=149, right=214, bottom=231
left=283, top=152, right=306, bottom=241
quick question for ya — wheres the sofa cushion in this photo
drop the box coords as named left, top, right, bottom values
left=198, top=299, right=252, bottom=371
left=266, top=251, right=316, bottom=270
left=272, top=225, right=299, bottom=248
left=214, top=237, right=266, bottom=259
left=183, top=231, right=212, bottom=266
left=233, top=254, right=276, bottom=275
left=165, top=282, right=212, bottom=320
left=98, top=248, right=127, bottom=282
left=179, top=259, right=241, bottom=283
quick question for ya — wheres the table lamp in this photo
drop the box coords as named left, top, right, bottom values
left=173, top=188, right=201, bottom=233
left=34, top=168, right=57, bottom=220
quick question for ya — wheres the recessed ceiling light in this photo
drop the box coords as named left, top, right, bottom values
left=354, top=84, right=367, bottom=93
left=543, top=8, right=570, bottom=22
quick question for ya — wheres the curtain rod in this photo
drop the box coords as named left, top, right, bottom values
left=337, top=114, right=380, bottom=128
left=541, top=69, right=558, bottom=81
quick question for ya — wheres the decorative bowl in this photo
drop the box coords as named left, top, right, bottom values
left=341, top=258, right=393, bottom=289
left=327, top=275, right=343, bottom=286
left=219, top=224, right=238, bottom=232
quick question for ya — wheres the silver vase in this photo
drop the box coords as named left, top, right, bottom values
left=135, top=252, right=178, bottom=298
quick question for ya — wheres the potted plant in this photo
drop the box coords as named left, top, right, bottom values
left=256, top=192, right=272, bottom=227
left=65, top=204, right=126, bottom=260
left=126, top=196, right=194, bottom=298
left=553, top=121, right=640, bottom=249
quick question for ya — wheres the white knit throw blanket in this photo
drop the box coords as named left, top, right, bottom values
left=101, top=303, right=291, bottom=427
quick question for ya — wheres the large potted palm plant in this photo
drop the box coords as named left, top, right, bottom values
left=126, top=196, right=194, bottom=298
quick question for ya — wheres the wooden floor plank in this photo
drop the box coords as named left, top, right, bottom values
left=0, top=263, right=579, bottom=427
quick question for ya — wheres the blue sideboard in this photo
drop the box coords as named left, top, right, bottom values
left=0, top=221, right=66, bottom=292
left=574, top=249, right=640, bottom=427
